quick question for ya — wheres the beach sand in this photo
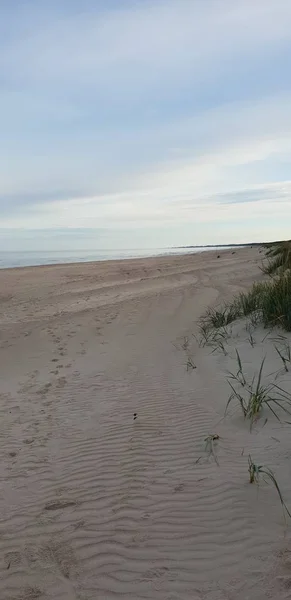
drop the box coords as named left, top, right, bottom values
left=1, top=246, right=291, bottom=599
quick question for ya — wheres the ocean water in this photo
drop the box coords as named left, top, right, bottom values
left=0, top=246, right=233, bottom=269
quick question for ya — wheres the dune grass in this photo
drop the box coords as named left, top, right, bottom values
left=225, top=357, right=291, bottom=429
left=200, top=305, right=239, bottom=329
left=274, top=340, right=291, bottom=373
left=245, top=274, right=291, bottom=331
left=227, top=348, right=246, bottom=387
left=248, top=455, right=291, bottom=519
left=199, top=272, right=291, bottom=335
left=198, top=241, right=291, bottom=337
left=186, top=356, right=196, bottom=371
left=262, top=240, right=291, bottom=275
left=204, top=434, right=220, bottom=465
left=195, top=245, right=291, bottom=524
left=198, top=318, right=231, bottom=353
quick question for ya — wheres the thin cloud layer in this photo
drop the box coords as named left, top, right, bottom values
left=1, top=0, right=291, bottom=247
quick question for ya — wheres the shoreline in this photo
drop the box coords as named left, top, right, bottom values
left=0, top=244, right=250, bottom=271
left=0, top=249, right=198, bottom=273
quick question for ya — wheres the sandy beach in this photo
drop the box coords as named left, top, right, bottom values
left=2, top=246, right=291, bottom=600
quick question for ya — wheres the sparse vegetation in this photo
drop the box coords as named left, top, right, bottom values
left=248, top=455, right=291, bottom=519
left=227, top=349, right=246, bottom=386
left=274, top=340, right=291, bottom=372
left=245, top=322, right=255, bottom=347
left=186, top=357, right=196, bottom=371
left=198, top=318, right=231, bottom=352
left=204, top=434, right=220, bottom=464
left=200, top=305, right=239, bottom=331
left=225, top=357, right=291, bottom=429
left=194, top=242, right=291, bottom=528
left=197, top=321, right=212, bottom=346
left=210, top=332, right=228, bottom=355
left=182, top=336, right=189, bottom=350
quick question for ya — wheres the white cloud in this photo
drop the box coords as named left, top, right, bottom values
left=2, top=92, right=291, bottom=234
left=3, top=0, right=291, bottom=84
left=0, top=0, right=291, bottom=246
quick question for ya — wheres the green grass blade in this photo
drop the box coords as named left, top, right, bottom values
left=261, top=468, right=291, bottom=519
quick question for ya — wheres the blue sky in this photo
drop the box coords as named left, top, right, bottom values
left=1, top=0, right=291, bottom=250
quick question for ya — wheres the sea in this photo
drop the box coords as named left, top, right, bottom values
left=0, top=246, right=237, bottom=269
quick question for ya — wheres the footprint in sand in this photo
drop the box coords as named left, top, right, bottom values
left=4, top=550, right=22, bottom=568
left=36, top=383, right=52, bottom=396
left=44, top=499, right=78, bottom=511
left=142, top=566, right=169, bottom=582
left=174, top=483, right=185, bottom=493
left=30, top=538, right=77, bottom=580
left=56, top=376, right=67, bottom=389
left=13, top=586, right=42, bottom=600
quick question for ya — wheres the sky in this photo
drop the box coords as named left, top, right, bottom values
left=1, top=0, right=291, bottom=250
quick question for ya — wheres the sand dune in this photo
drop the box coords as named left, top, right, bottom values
left=1, top=247, right=291, bottom=599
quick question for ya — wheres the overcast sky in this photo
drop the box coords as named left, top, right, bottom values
left=1, top=0, right=291, bottom=250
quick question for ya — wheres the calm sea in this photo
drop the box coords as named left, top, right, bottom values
left=0, top=247, right=234, bottom=269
